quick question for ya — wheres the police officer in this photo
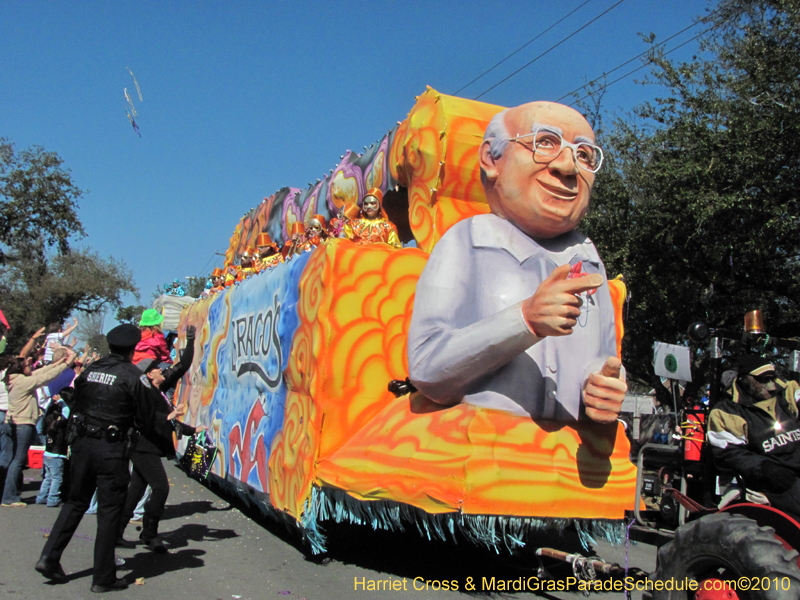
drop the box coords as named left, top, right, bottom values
left=117, top=325, right=201, bottom=552
left=35, top=324, right=161, bottom=593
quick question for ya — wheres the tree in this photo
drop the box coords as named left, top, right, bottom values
left=184, top=276, right=207, bottom=298
left=115, top=304, right=146, bottom=325
left=76, top=310, right=109, bottom=355
left=0, top=141, right=138, bottom=352
left=581, top=0, right=800, bottom=398
left=0, top=139, right=85, bottom=264
left=0, top=250, right=137, bottom=351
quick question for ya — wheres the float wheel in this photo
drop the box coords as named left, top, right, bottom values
left=653, top=512, right=800, bottom=600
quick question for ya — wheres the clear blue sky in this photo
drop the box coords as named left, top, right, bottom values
left=0, top=0, right=711, bottom=332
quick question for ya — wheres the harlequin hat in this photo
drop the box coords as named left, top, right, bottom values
left=139, top=309, right=164, bottom=328
left=106, top=323, right=142, bottom=348
left=256, top=233, right=274, bottom=247
left=343, top=202, right=362, bottom=220
left=308, top=215, right=328, bottom=230
left=365, top=188, right=383, bottom=203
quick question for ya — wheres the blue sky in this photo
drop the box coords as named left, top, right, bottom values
left=0, top=0, right=711, bottom=332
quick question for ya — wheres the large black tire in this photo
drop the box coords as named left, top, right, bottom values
left=653, top=512, right=800, bottom=600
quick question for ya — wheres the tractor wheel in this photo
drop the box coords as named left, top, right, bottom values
left=653, top=512, right=800, bottom=600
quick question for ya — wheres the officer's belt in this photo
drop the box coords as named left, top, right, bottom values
left=83, top=424, right=127, bottom=442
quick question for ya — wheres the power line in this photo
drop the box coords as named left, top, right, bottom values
left=555, top=6, right=724, bottom=103
left=473, top=0, right=627, bottom=101
left=197, top=248, right=225, bottom=277
left=566, top=3, right=747, bottom=107
left=452, top=0, right=595, bottom=96
left=568, top=26, right=712, bottom=106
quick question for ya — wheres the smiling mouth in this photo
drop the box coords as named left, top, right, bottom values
left=538, top=181, right=578, bottom=200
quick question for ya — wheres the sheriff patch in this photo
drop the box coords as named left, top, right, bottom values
left=86, top=372, right=118, bottom=386
left=140, top=375, right=151, bottom=389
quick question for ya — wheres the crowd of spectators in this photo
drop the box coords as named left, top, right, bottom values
left=0, top=318, right=95, bottom=507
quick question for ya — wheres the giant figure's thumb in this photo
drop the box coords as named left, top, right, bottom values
left=600, top=357, right=622, bottom=379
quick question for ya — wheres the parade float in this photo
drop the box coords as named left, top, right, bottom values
left=172, top=87, right=635, bottom=556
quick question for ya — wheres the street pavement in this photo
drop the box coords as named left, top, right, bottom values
left=0, top=460, right=657, bottom=599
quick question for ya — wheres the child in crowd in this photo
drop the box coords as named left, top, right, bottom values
left=36, top=394, right=70, bottom=507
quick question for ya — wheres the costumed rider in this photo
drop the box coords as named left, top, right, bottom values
left=708, top=355, right=800, bottom=519
left=282, top=222, right=312, bottom=259
left=239, top=249, right=258, bottom=279
left=118, top=325, right=202, bottom=552
left=223, top=263, right=240, bottom=287
left=210, top=268, right=224, bottom=292
left=255, top=233, right=283, bottom=271
left=343, top=188, right=402, bottom=248
left=407, top=101, right=626, bottom=423
left=166, top=280, right=185, bottom=297
left=36, top=324, right=161, bottom=593
left=306, top=214, right=329, bottom=247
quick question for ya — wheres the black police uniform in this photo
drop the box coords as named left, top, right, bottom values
left=38, top=349, right=160, bottom=589
left=119, top=330, right=198, bottom=548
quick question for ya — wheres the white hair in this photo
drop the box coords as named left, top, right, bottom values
left=481, top=109, right=512, bottom=185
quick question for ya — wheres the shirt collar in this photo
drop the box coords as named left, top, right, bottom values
left=470, top=214, right=595, bottom=265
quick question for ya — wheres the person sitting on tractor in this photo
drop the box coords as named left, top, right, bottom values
left=708, top=355, right=800, bottom=519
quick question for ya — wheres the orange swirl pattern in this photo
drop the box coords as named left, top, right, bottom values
left=264, top=237, right=634, bottom=522
left=389, top=87, right=502, bottom=253
left=183, top=88, right=637, bottom=529
left=317, top=398, right=635, bottom=518
left=269, top=239, right=427, bottom=519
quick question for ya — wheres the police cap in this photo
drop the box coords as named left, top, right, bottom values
left=106, top=324, right=142, bottom=349
left=136, top=358, right=160, bottom=374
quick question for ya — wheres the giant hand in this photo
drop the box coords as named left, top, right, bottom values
left=584, top=357, right=626, bottom=423
left=522, top=263, right=603, bottom=337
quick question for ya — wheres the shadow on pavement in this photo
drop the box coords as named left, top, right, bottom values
left=164, top=522, right=240, bottom=548
left=162, top=500, right=234, bottom=520
left=119, top=548, right=206, bottom=581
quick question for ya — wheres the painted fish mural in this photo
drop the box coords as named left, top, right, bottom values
left=174, top=87, right=635, bottom=554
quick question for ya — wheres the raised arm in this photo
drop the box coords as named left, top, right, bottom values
left=18, top=327, right=46, bottom=359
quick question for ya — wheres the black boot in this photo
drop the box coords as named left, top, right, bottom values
left=139, top=514, right=166, bottom=553
left=91, top=578, right=128, bottom=593
left=35, top=556, right=68, bottom=583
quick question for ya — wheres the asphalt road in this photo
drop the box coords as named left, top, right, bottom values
left=0, top=461, right=657, bottom=599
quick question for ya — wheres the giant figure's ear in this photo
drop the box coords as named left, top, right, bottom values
left=479, top=140, right=500, bottom=183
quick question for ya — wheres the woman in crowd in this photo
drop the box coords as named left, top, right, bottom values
left=0, top=348, right=75, bottom=507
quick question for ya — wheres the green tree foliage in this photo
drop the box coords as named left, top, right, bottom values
left=184, top=276, right=207, bottom=298
left=0, top=141, right=138, bottom=352
left=115, top=304, right=146, bottom=325
left=0, top=139, right=85, bottom=264
left=0, top=250, right=137, bottom=351
left=76, top=310, right=110, bottom=355
left=583, top=0, right=800, bottom=395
